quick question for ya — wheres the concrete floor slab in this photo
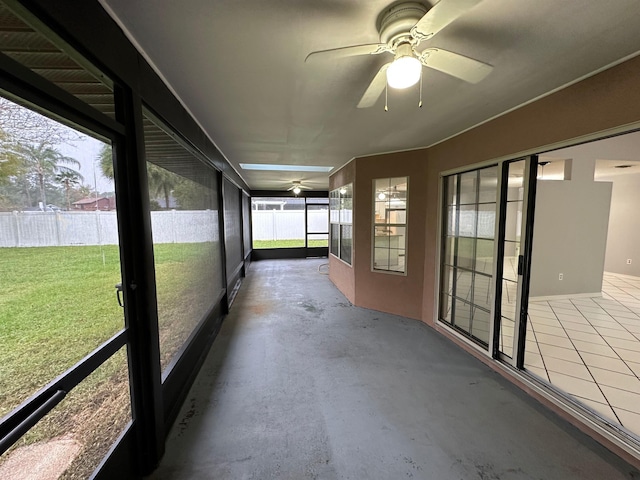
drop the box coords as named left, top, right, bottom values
left=148, top=259, right=640, bottom=480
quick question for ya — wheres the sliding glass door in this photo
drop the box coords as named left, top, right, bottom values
left=439, top=156, right=538, bottom=364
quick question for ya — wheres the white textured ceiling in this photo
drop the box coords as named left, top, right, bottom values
left=100, top=0, right=640, bottom=190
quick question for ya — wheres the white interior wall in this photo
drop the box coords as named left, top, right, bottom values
left=529, top=159, right=612, bottom=297
left=599, top=172, right=640, bottom=277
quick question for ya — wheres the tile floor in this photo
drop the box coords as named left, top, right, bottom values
left=522, top=272, right=640, bottom=437
left=443, top=262, right=640, bottom=439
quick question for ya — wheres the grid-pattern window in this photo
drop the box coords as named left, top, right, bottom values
left=329, top=183, right=353, bottom=264
left=330, top=224, right=339, bottom=257
left=439, top=167, right=498, bottom=348
left=373, top=177, right=408, bottom=273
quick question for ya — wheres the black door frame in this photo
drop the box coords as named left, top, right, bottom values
left=491, top=155, right=539, bottom=368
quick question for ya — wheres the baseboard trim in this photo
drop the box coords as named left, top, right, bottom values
left=530, top=292, right=602, bottom=302
left=604, top=271, right=640, bottom=281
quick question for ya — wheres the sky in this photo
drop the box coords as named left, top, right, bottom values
left=0, top=96, right=115, bottom=194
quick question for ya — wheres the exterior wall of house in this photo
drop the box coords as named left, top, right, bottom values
left=73, top=197, right=112, bottom=210
left=420, top=54, right=640, bottom=325
left=351, top=151, right=429, bottom=320
left=327, top=53, right=640, bottom=469
left=330, top=55, right=640, bottom=324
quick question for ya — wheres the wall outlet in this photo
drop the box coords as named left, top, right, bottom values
left=627, top=259, right=633, bottom=265
left=558, top=273, right=563, bottom=280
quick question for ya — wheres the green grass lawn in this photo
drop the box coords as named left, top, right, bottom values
left=253, top=239, right=328, bottom=249
left=0, top=245, right=124, bottom=415
left=0, top=242, right=221, bottom=478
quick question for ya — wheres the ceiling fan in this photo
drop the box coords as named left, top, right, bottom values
left=287, top=181, right=313, bottom=195
left=305, top=0, right=493, bottom=108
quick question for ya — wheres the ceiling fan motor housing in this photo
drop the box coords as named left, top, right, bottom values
left=377, top=2, right=429, bottom=45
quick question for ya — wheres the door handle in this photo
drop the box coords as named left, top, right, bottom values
left=517, top=255, right=524, bottom=276
left=115, top=283, right=124, bottom=308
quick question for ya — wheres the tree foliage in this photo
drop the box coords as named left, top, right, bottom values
left=56, top=169, right=84, bottom=210
left=0, top=129, right=22, bottom=183
left=0, top=97, right=89, bottom=211
left=173, top=178, right=214, bottom=210
left=11, top=141, right=82, bottom=206
left=0, top=97, right=81, bottom=146
left=98, top=143, right=114, bottom=180
left=98, top=144, right=184, bottom=210
left=147, top=164, right=179, bottom=209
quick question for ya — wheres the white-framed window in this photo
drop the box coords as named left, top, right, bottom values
left=329, top=183, right=353, bottom=264
left=373, top=177, right=408, bottom=273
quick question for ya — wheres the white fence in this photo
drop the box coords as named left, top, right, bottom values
left=0, top=209, right=325, bottom=247
left=0, top=210, right=219, bottom=247
left=251, top=210, right=328, bottom=241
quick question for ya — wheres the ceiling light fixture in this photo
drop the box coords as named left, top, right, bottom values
left=378, top=192, right=386, bottom=200
left=386, top=43, right=421, bottom=89
left=287, top=181, right=311, bottom=194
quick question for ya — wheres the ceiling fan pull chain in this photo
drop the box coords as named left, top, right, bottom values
left=384, top=82, right=388, bottom=112
left=418, top=74, right=423, bottom=108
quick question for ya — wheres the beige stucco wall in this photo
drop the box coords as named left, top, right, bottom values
left=329, top=54, right=640, bottom=325
left=328, top=54, right=640, bottom=469
left=421, top=54, right=640, bottom=324
left=352, top=151, right=429, bottom=320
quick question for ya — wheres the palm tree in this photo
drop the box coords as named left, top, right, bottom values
left=147, top=163, right=178, bottom=209
left=14, top=141, right=82, bottom=207
left=55, top=170, right=84, bottom=210
left=98, top=144, right=179, bottom=208
left=98, top=143, right=114, bottom=180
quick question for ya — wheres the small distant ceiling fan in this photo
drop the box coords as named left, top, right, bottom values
left=305, top=0, right=492, bottom=108
left=287, top=181, right=312, bottom=195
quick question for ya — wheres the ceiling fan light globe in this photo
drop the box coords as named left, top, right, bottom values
left=387, top=56, right=421, bottom=89
left=293, top=186, right=302, bottom=195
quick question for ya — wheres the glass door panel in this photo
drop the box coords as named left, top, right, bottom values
left=439, top=166, right=498, bottom=348
left=306, top=198, right=329, bottom=248
left=439, top=157, right=536, bottom=363
left=495, top=158, right=536, bottom=365
left=0, top=97, right=131, bottom=476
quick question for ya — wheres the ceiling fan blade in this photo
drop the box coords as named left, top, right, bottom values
left=288, top=183, right=312, bottom=190
left=357, top=63, right=390, bottom=109
left=411, top=0, right=482, bottom=42
left=305, top=44, right=390, bottom=63
left=419, top=48, right=492, bottom=83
